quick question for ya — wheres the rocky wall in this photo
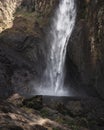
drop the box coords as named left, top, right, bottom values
left=0, top=0, right=23, bottom=32
left=0, top=0, right=59, bottom=32
left=0, top=0, right=59, bottom=97
left=67, top=0, right=104, bottom=98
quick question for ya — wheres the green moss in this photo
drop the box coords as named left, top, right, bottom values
left=40, top=109, right=49, bottom=117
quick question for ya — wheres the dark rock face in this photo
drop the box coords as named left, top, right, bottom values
left=0, top=63, right=12, bottom=98
left=0, top=0, right=60, bottom=98
left=67, top=0, right=104, bottom=98
left=0, top=31, right=46, bottom=97
left=20, top=0, right=59, bottom=12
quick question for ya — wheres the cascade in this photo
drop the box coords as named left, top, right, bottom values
left=35, top=0, right=76, bottom=96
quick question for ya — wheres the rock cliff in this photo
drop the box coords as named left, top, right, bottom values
left=67, top=0, right=104, bottom=98
left=0, top=0, right=22, bottom=32
left=0, top=0, right=59, bottom=97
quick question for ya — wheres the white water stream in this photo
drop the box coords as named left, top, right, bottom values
left=35, top=0, right=76, bottom=96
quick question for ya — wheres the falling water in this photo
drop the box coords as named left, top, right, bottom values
left=35, top=0, right=76, bottom=96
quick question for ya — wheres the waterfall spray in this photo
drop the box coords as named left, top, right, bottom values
left=35, top=0, right=76, bottom=96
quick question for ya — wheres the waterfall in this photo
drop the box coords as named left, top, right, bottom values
left=35, top=0, right=76, bottom=96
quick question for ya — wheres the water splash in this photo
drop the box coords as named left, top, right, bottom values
left=35, top=0, right=76, bottom=96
